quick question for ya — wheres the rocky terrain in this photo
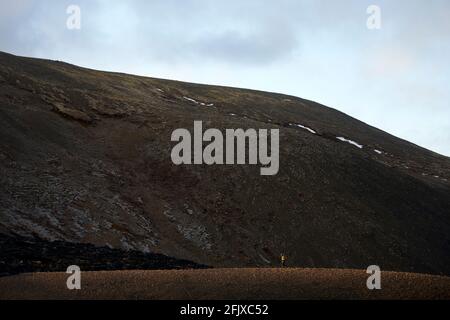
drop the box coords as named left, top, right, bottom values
left=0, top=234, right=207, bottom=277
left=0, top=51, right=449, bottom=275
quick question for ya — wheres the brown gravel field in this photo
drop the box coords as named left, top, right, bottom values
left=1, top=268, right=450, bottom=300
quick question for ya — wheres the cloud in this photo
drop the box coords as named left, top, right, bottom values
left=0, top=0, right=36, bottom=20
left=185, top=27, right=299, bottom=66
left=0, top=0, right=449, bottom=155
left=366, top=47, right=415, bottom=76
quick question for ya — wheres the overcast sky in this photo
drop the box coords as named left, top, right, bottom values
left=1, top=0, right=449, bottom=156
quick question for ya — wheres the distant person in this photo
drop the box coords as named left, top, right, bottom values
left=280, top=254, right=287, bottom=268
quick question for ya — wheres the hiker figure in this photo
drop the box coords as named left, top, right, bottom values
left=280, top=254, right=286, bottom=268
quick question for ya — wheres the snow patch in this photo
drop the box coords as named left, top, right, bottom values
left=183, top=96, right=198, bottom=104
left=336, top=137, right=363, bottom=149
left=183, top=96, right=214, bottom=107
left=374, top=149, right=383, bottom=155
left=292, top=124, right=316, bottom=134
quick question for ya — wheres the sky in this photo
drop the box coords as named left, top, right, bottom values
left=1, top=0, right=449, bottom=156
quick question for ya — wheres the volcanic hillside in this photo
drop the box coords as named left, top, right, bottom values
left=0, top=51, right=449, bottom=275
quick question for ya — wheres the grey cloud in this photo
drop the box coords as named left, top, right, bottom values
left=183, top=27, right=299, bottom=65
left=0, top=0, right=449, bottom=155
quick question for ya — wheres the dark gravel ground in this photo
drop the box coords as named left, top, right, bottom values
left=1, top=268, right=449, bottom=300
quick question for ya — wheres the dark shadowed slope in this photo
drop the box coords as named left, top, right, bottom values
left=0, top=51, right=449, bottom=275
left=0, top=234, right=207, bottom=277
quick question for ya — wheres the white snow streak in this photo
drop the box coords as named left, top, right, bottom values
left=295, top=124, right=316, bottom=134
left=183, top=96, right=214, bottom=107
left=336, top=137, right=363, bottom=149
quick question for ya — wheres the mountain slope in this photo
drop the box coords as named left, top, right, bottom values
left=0, top=51, right=449, bottom=275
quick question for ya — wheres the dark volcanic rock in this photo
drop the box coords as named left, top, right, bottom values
left=52, top=103, right=93, bottom=123
left=0, top=234, right=208, bottom=277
